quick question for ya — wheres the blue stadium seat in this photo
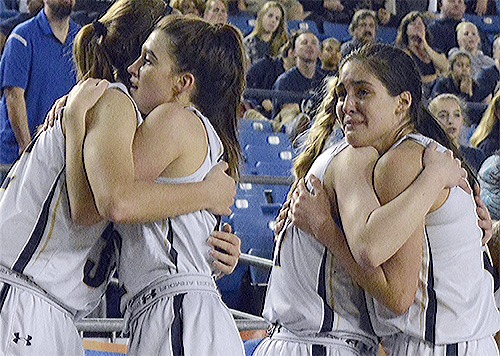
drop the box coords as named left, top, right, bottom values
left=239, top=118, right=273, bottom=133
left=243, top=132, right=293, bottom=175
left=241, top=130, right=290, bottom=148
left=464, top=14, right=500, bottom=34
left=287, top=20, right=320, bottom=37
left=238, top=119, right=275, bottom=148
left=377, top=26, right=397, bottom=44
left=322, top=21, right=351, bottom=42
left=244, top=144, right=293, bottom=174
left=255, top=161, right=292, bottom=177
left=228, top=14, right=256, bottom=36
left=262, top=184, right=291, bottom=206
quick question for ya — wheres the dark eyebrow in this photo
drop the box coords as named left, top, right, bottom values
left=143, top=48, right=158, bottom=61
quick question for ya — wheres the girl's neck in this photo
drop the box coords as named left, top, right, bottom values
left=259, top=31, right=272, bottom=42
left=376, top=125, right=416, bottom=155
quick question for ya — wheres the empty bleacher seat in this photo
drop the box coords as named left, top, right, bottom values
left=377, top=26, right=397, bottom=44
left=464, top=14, right=500, bottom=34
left=244, top=142, right=293, bottom=174
left=255, top=161, right=292, bottom=177
left=287, top=20, right=321, bottom=37
left=228, top=14, right=256, bottom=36
left=322, top=21, right=351, bottom=42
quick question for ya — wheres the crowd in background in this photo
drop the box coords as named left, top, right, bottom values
left=0, top=0, right=497, bottom=353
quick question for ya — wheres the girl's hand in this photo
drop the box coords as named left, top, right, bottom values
left=274, top=197, right=289, bottom=239
left=423, top=142, right=471, bottom=194
left=42, top=95, right=67, bottom=131
left=209, top=223, right=241, bottom=276
left=474, top=184, right=493, bottom=245
left=459, top=76, right=473, bottom=97
left=65, top=78, right=109, bottom=129
left=289, top=175, right=333, bottom=237
left=204, top=162, right=236, bottom=216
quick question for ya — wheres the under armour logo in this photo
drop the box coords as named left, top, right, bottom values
left=12, top=332, right=32, bottom=346
left=141, top=288, right=157, bottom=304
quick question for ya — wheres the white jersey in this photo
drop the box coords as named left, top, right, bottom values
left=0, top=82, right=141, bottom=319
left=117, top=106, right=224, bottom=308
left=367, top=133, right=500, bottom=345
left=117, top=107, right=244, bottom=355
left=262, top=138, right=379, bottom=349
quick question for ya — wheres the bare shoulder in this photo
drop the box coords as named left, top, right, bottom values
left=147, top=102, right=202, bottom=130
left=87, top=88, right=136, bottom=129
left=374, top=140, right=425, bottom=204
left=340, top=145, right=379, bottom=165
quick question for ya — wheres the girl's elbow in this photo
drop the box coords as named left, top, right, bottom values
left=94, top=191, right=130, bottom=223
left=386, top=288, right=416, bottom=315
left=355, top=248, right=383, bottom=271
left=70, top=206, right=102, bottom=227
left=388, top=298, right=413, bottom=315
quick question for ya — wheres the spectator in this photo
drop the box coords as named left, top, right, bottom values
left=245, top=40, right=295, bottom=117
left=395, top=11, right=449, bottom=97
left=357, top=0, right=396, bottom=26
left=272, top=30, right=324, bottom=133
left=465, top=0, right=497, bottom=16
left=429, top=93, right=486, bottom=172
left=306, top=0, right=356, bottom=29
left=278, top=0, right=304, bottom=21
left=340, top=9, right=377, bottom=57
left=478, top=150, right=499, bottom=221
left=170, top=0, right=204, bottom=16
left=470, top=91, right=500, bottom=157
left=319, top=37, right=341, bottom=75
left=449, top=21, right=495, bottom=80
left=243, top=0, right=288, bottom=64
left=477, top=34, right=500, bottom=98
left=0, top=0, right=79, bottom=182
left=427, top=0, right=491, bottom=56
left=204, top=0, right=228, bottom=23
left=431, top=51, right=491, bottom=104
left=0, top=0, right=43, bottom=54
left=237, top=0, right=265, bottom=16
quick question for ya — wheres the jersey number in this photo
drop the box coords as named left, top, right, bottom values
left=83, top=223, right=122, bottom=288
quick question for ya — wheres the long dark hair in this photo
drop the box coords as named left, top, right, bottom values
left=73, top=0, right=168, bottom=85
left=340, top=43, right=477, bottom=186
left=156, top=15, right=246, bottom=179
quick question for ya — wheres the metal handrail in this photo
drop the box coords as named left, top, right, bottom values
left=76, top=309, right=268, bottom=333
left=239, top=253, right=273, bottom=269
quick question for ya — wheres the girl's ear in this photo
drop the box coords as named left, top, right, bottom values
left=396, top=91, right=412, bottom=115
left=175, top=72, right=195, bottom=95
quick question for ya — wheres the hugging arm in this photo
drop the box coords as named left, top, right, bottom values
left=291, top=144, right=464, bottom=313
left=64, top=84, right=235, bottom=225
left=64, top=82, right=240, bottom=272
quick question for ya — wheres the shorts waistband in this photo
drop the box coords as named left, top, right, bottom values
left=0, top=264, right=76, bottom=318
left=268, top=324, right=377, bottom=354
left=123, top=273, right=219, bottom=332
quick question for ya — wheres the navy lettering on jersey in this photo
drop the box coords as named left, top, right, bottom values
left=83, top=223, right=122, bottom=288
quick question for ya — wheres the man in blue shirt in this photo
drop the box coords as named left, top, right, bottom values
left=0, top=0, right=79, bottom=181
left=272, top=30, right=324, bottom=117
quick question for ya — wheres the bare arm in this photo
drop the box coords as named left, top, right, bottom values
left=5, top=86, right=30, bottom=153
left=209, top=223, right=242, bottom=276
left=291, top=143, right=465, bottom=312
left=330, top=144, right=463, bottom=269
left=64, top=79, right=110, bottom=226
left=423, top=41, right=449, bottom=74
left=290, top=175, right=418, bottom=314
left=80, top=91, right=231, bottom=223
